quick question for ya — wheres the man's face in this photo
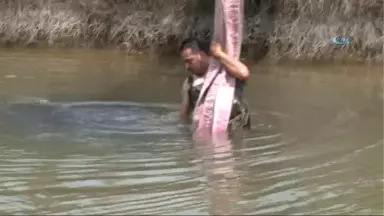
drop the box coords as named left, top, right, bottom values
left=180, top=48, right=205, bottom=76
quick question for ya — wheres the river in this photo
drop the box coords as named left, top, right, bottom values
left=0, top=49, right=382, bottom=215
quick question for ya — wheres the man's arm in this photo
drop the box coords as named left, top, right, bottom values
left=179, top=79, right=190, bottom=123
left=210, top=42, right=250, bottom=80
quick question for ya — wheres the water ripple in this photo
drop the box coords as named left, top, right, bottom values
left=0, top=99, right=382, bottom=215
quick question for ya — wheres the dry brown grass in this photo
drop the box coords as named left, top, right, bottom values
left=0, top=0, right=382, bottom=62
left=0, top=0, right=187, bottom=49
left=265, top=0, right=383, bottom=63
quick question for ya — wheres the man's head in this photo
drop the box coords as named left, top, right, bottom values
left=179, top=38, right=210, bottom=76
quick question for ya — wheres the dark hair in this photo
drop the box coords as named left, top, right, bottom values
left=179, top=37, right=210, bottom=55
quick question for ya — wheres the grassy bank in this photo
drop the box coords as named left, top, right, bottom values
left=0, top=0, right=382, bottom=63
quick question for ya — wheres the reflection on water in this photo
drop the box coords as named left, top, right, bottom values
left=0, top=49, right=382, bottom=215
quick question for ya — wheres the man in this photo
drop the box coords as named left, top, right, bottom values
left=179, top=37, right=251, bottom=132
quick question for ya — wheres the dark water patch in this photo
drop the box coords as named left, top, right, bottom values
left=0, top=99, right=183, bottom=142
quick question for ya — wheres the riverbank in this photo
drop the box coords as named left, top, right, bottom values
left=0, top=0, right=383, bottom=63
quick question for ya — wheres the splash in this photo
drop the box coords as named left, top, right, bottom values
left=192, top=0, right=244, bottom=143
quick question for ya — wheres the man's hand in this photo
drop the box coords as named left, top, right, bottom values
left=209, top=41, right=249, bottom=80
left=210, top=41, right=226, bottom=58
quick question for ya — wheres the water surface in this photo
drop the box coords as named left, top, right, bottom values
left=0, top=49, right=382, bottom=215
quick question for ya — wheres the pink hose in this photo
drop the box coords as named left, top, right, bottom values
left=192, top=0, right=244, bottom=142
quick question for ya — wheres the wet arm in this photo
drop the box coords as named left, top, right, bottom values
left=214, top=51, right=250, bottom=80
left=179, top=79, right=190, bottom=123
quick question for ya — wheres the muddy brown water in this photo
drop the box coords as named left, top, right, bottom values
left=0, top=49, right=382, bottom=215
